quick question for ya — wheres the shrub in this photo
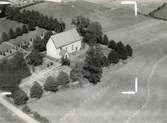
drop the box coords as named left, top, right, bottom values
left=56, top=71, right=70, bottom=86
left=27, top=49, right=43, bottom=66
left=22, top=25, right=29, bottom=33
left=83, top=47, right=102, bottom=84
left=102, top=35, right=109, bottom=45
left=30, top=82, right=43, bottom=99
left=126, top=44, right=133, bottom=57
left=44, top=76, right=58, bottom=92
left=70, top=62, right=83, bottom=82
left=108, top=50, right=119, bottom=64
left=15, top=27, right=23, bottom=36
left=117, top=41, right=128, bottom=60
left=33, top=112, right=50, bottom=123
left=101, top=55, right=109, bottom=67
left=28, top=24, right=35, bottom=31
left=12, top=89, right=29, bottom=105
left=22, top=105, right=32, bottom=114
left=1, top=32, right=9, bottom=41
left=108, top=40, right=117, bottom=49
left=9, top=28, right=16, bottom=39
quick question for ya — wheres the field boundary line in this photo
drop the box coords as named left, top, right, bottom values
left=0, top=96, right=40, bottom=123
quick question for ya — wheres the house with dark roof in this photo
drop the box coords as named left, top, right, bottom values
left=46, top=28, right=82, bottom=59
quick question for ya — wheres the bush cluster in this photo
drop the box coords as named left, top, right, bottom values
left=12, top=89, right=29, bottom=105
left=44, top=71, right=70, bottom=92
left=30, top=82, right=43, bottom=99
left=1, top=25, right=29, bottom=43
left=107, top=40, right=133, bottom=64
left=5, top=7, right=65, bottom=32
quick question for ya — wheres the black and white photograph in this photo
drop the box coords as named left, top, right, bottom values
left=0, top=0, right=166, bottom=123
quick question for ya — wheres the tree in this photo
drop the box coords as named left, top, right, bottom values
left=102, top=35, right=109, bottom=45
left=15, top=27, right=23, bottom=36
left=1, top=32, right=9, bottom=41
left=22, top=25, right=29, bottom=33
left=83, top=47, right=103, bottom=84
left=44, top=76, right=58, bottom=92
left=108, top=50, right=119, bottom=64
left=30, top=82, right=43, bottom=99
left=28, top=24, right=35, bottom=31
left=0, top=52, right=31, bottom=92
left=43, top=31, right=52, bottom=45
left=33, top=36, right=46, bottom=52
left=12, top=89, right=29, bottom=105
left=70, top=62, right=84, bottom=82
left=11, top=52, right=31, bottom=79
left=9, top=28, right=16, bottom=39
left=59, top=18, right=66, bottom=32
left=72, top=16, right=90, bottom=36
left=95, top=44, right=109, bottom=67
left=27, top=49, right=43, bottom=66
left=56, top=71, right=69, bottom=86
left=116, top=41, right=128, bottom=60
left=126, top=44, right=133, bottom=57
left=83, top=22, right=103, bottom=46
left=108, top=40, right=117, bottom=49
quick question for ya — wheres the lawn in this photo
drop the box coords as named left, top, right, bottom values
left=0, top=103, right=24, bottom=123
left=28, top=25, right=167, bottom=123
left=24, top=1, right=150, bottom=32
left=0, top=18, right=23, bottom=42
left=27, top=11, right=167, bottom=123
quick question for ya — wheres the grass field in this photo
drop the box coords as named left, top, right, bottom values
left=26, top=7, right=167, bottom=122
left=0, top=103, right=24, bottom=123
left=24, top=1, right=150, bottom=32
left=150, top=3, right=167, bottom=20
left=83, top=0, right=165, bottom=15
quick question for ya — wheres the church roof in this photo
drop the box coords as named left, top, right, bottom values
left=50, top=29, right=82, bottom=48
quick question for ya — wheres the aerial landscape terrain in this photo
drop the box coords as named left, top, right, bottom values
left=0, top=0, right=167, bottom=123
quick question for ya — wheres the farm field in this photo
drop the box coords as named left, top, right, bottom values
left=0, top=103, right=24, bottom=123
left=24, top=0, right=150, bottom=32
left=106, top=19, right=167, bottom=47
left=28, top=9, right=167, bottom=123
left=82, top=0, right=165, bottom=15
left=150, top=3, right=167, bottom=20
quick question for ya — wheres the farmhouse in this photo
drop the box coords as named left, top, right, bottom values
left=46, top=28, right=82, bottom=59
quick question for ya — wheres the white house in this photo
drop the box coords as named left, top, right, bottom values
left=46, top=29, right=82, bottom=59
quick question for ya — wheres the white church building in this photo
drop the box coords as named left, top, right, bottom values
left=46, top=29, right=82, bottom=59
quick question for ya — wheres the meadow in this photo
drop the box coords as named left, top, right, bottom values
left=24, top=1, right=149, bottom=32
left=27, top=7, right=167, bottom=122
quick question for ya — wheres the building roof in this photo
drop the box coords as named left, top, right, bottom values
left=9, top=28, right=47, bottom=46
left=50, top=29, right=82, bottom=48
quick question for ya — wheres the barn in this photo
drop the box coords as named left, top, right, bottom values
left=46, top=29, right=82, bottom=59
